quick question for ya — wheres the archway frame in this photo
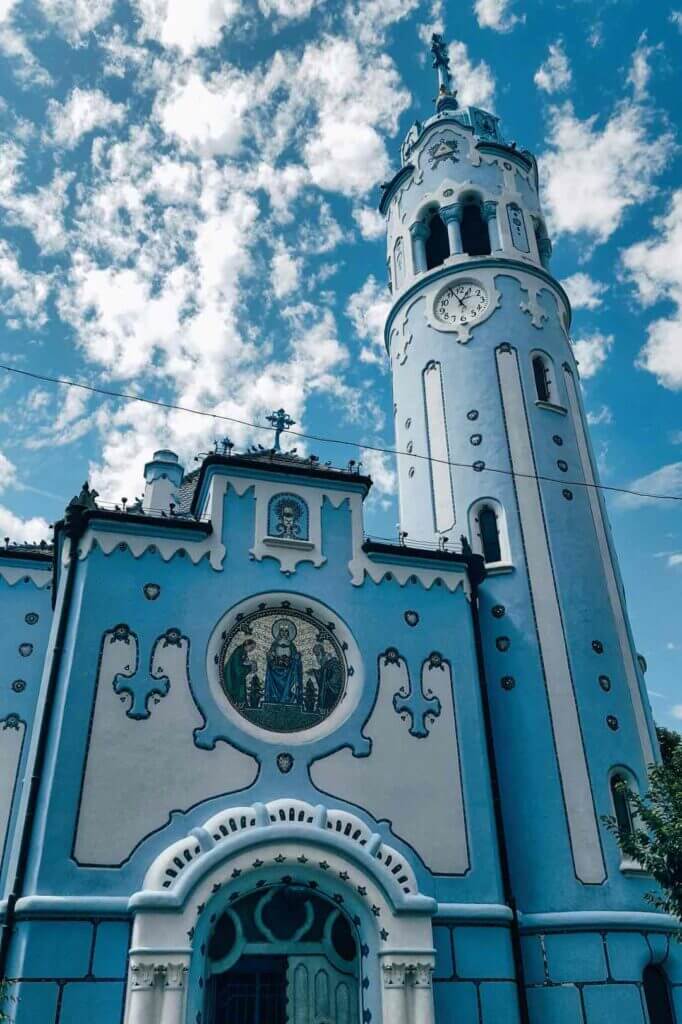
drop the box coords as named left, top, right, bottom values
left=123, top=799, right=437, bottom=1024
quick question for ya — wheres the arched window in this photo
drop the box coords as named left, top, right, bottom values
left=643, top=966, right=675, bottom=1024
left=532, top=354, right=551, bottom=403
left=425, top=210, right=449, bottom=270
left=534, top=218, right=552, bottom=269
left=469, top=499, right=510, bottom=568
left=609, top=773, right=634, bottom=838
left=479, top=505, right=501, bottom=564
left=461, top=199, right=491, bottom=257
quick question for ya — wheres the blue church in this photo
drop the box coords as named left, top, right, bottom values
left=0, top=35, right=679, bottom=1024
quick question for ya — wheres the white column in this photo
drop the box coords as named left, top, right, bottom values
left=440, top=203, right=463, bottom=255
left=483, top=201, right=502, bottom=252
left=409, top=964, right=435, bottom=1024
left=160, top=962, right=189, bottom=1024
left=382, top=962, right=409, bottom=1024
left=126, top=961, right=159, bottom=1024
left=409, top=222, right=429, bottom=274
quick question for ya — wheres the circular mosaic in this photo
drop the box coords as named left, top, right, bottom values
left=220, top=606, right=348, bottom=734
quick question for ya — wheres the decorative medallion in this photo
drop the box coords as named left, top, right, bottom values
left=220, top=606, right=347, bottom=733
left=592, top=640, right=604, bottom=654
left=557, top=460, right=568, bottom=472
left=427, top=132, right=460, bottom=169
left=562, top=489, right=573, bottom=500
left=18, top=643, right=33, bottom=657
left=606, top=715, right=619, bottom=731
left=496, top=636, right=510, bottom=652
left=473, top=460, right=485, bottom=472
left=267, top=493, right=309, bottom=541
left=404, top=610, right=420, bottom=627
left=276, top=752, right=294, bottom=774
left=491, top=605, right=506, bottom=618
left=467, top=409, right=479, bottom=421
left=470, top=434, right=482, bottom=446
left=143, top=583, right=161, bottom=601
left=552, top=435, right=563, bottom=446
left=599, top=675, right=611, bottom=692
left=24, top=612, right=39, bottom=625
left=501, top=676, right=515, bottom=691
left=11, top=679, right=25, bottom=692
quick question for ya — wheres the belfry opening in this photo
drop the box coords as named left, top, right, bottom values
left=204, top=885, right=360, bottom=1024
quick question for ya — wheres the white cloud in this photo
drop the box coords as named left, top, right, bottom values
left=534, top=40, right=572, bottom=94
left=538, top=101, right=673, bottom=243
left=156, top=68, right=250, bottom=157
left=448, top=40, right=496, bottom=110
left=586, top=404, right=612, bottom=426
left=133, top=0, right=240, bottom=57
left=473, top=0, right=523, bottom=33
left=37, top=0, right=115, bottom=45
left=346, top=276, right=391, bottom=366
left=345, top=0, right=420, bottom=45
left=47, top=88, right=126, bottom=149
left=571, top=332, right=613, bottom=378
left=0, top=506, right=50, bottom=543
left=0, top=1, right=51, bottom=86
left=671, top=11, right=682, bottom=30
left=627, top=33, right=660, bottom=102
left=271, top=240, right=301, bottom=299
left=353, top=206, right=385, bottom=241
left=617, top=462, right=682, bottom=509
left=0, top=241, right=50, bottom=328
left=622, top=190, right=682, bottom=391
left=361, top=447, right=397, bottom=497
left=560, top=272, right=607, bottom=310
left=667, top=554, right=682, bottom=569
left=0, top=449, right=16, bottom=491
left=259, top=0, right=317, bottom=18
left=671, top=705, right=682, bottom=720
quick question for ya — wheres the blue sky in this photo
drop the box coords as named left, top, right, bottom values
left=0, top=0, right=680, bottom=728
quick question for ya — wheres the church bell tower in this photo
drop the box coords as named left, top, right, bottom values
left=381, top=35, right=659, bottom=917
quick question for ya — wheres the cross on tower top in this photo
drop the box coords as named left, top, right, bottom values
left=430, top=33, right=458, bottom=112
left=266, top=408, right=296, bottom=451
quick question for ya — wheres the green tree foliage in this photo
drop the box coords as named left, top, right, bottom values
left=604, top=742, right=682, bottom=928
left=657, top=725, right=681, bottom=766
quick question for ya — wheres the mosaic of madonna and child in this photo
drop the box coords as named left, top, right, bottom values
left=220, top=607, right=348, bottom=733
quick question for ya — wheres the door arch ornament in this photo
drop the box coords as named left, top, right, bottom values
left=123, top=798, right=436, bottom=1024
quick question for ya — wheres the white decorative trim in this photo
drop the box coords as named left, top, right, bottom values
left=72, top=476, right=229, bottom=571
left=519, top=279, right=549, bottom=329
left=0, top=564, right=51, bottom=588
left=249, top=479, right=326, bottom=573
left=497, top=346, right=605, bottom=884
left=423, top=361, right=456, bottom=533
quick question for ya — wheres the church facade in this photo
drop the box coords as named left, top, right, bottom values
left=0, top=37, right=679, bottom=1024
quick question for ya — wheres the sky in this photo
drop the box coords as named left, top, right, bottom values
left=0, top=0, right=680, bottom=728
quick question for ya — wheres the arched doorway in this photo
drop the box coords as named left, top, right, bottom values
left=205, top=885, right=359, bottom=1024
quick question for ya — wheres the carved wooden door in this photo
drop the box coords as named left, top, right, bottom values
left=286, top=955, right=359, bottom=1024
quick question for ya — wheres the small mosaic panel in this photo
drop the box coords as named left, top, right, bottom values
left=221, top=606, right=348, bottom=733
left=267, top=492, right=309, bottom=541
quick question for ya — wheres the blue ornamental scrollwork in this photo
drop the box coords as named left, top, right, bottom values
left=267, top=492, right=309, bottom=541
left=107, top=624, right=189, bottom=720
left=390, top=651, right=442, bottom=739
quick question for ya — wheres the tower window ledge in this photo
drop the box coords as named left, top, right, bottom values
left=483, top=560, right=514, bottom=575
left=619, top=856, right=646, bottom=875
left=263, top=536, right=315, bottom=551
left=535, top=400, right=567, bottom=416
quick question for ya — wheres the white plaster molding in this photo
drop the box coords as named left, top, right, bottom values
left=311, top=654, right=469, bottom=875
left=0, top=564, right=51, bottom=588
left=347, top=492, right=467, bottom=594
left=71, top=476, right=228, bottom=571
left=249, top=479, right=326, bottom=573
left=518, top=279, right=550, bottom=329
left=0, top=716, right=25, bottom=861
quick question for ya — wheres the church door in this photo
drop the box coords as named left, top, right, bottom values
left=287, top=955, right=359, bottom=1024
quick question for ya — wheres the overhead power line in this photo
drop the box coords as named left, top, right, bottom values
left=1, top=362, right=680, bottom=504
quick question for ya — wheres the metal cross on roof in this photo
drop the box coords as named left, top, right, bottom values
left=266, top=408, right=296, bottom=451
left=431, top=33, right=458, bottom=110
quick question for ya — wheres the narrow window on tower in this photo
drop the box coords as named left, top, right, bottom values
left=532, top=353, right=551, bottom=403
left=533, top=217, right=552, bottom=269
left=425, top=209, right=450, bottom=270
left=609, top=770, right=644, bottom=873
left=469, top=499, right=510, bottom=569
left=643, top=966, right=675, bottom=1024
left=460, top=198, right=491, bottom=257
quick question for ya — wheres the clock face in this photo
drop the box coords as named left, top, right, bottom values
left=434, top=281, right=489, bottom=326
